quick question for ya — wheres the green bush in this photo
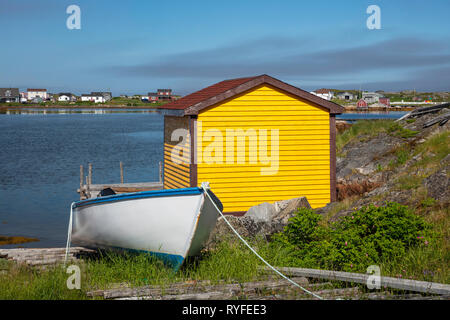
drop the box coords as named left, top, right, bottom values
left=272, top=203, right=434, bottom=272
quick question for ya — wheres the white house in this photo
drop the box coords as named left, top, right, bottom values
left=310, top=88, right=334, bottom=101
left=27, top=89, right=48, bottom=101
left=81, top=93, right=105, bottom=103
left=0, top=88, right=20, bottom=103
left=362, top=92, right=384, bottom=104
left=58, top=93, right=77, bottom=102
left=336, top=91, right=356, bottom=101
left=81, top=92, right=111, bottom=103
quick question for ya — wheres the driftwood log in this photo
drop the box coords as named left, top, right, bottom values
left=0, top=247, right=97, bottom=266
left=86, top=277, right=366, bottom=300
left=261, top=266, right=450, bottom=296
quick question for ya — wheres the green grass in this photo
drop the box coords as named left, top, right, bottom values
left=395, top=174, right=423, bottom=190
left=336, top=120, right=417, bottom=154
left=412, top=131, right=450, bottom=171
left=0, top=238, right=290, bottom=299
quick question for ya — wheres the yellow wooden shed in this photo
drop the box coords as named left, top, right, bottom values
left=158, top=75, right=344, bottom=213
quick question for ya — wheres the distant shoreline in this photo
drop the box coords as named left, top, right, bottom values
left=0, top=104, right=415, bottom=112
left=0, top=104, right=160, bottom=110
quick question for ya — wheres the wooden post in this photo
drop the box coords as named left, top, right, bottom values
left=85, top=175, right=90, bottom=199
left=159, top=161, right=162, bottom=183
left=88, top=163, right=92, bottom=185
left=80, top=165, right=84, bottom=188
left=120, top=161, right=124, bottom=184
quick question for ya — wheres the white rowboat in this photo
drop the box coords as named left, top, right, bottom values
left=69, top=182, right=222, bottom=270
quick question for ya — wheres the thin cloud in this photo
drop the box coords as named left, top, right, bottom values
left=101, top=36, right=450, bottom=86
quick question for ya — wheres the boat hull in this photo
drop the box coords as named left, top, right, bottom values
left=71, top=187, right=220, bottom=269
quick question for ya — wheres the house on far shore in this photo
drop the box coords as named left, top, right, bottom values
left=81, top=92, right=112, bottom=103
left=379, top=97, right=390, bottom=107
left=81, top=93, right=106, bottom=103
left=157, top=89, right=172, bottom=101
left=93, top=92, right=112, bottom=101
left=356, top=99, right=368, bottom=108
left=336, top=91, right=356, bottom=101
left=310, top=88, right=334, bottom=101
left=20, top=92, right=28, bottom=103
left=0, top=88, right=20, bottom=103
left=362, top=91, right=384, bottom=104
left=58, top=93, right=77, bottom=102
left=142, top=89, right=174, bottom=103
left=27, top=88, right=48, bottom=101
left=141, top=92, right=159, bottom=103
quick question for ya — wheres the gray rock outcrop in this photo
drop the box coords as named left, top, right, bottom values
left=204, top=197, right=311, bottom=250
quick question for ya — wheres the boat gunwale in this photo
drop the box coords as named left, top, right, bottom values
left=72, top=187, right=204, bottom=209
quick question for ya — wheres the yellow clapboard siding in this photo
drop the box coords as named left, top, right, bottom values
left=204, top=105, right=329, bottom=112
left=199, top=142, right=330, bottom=150
left=200, top=125, right=329, bottom=131
left=222, top=98, right=323, bottom=105
left=164, top=152, right=190, bottom=164
left=164, top=147, right=190, bottom=156
left=197, top=165, right=329, bottom=173
left=165, top=166, right=190, bottom=180
left=212, top=186, right=330, bottom=195
left=200, top=112, right=329, bottom=118
left=197, top=85, right=331, bottom=209
left=222, top=197, right=330, bottom=209
left=217, top=135, right=330, bottom=141
left=164, top=164, right=190, bottom=180
left=198, top=169, right=329, bottom=179
left=164, top=154, right=190, bottom=166
left=201, top=175, right=330, bottom=184
left=164, top=157, right=190, bottom=171
left=205, top=180, right=330, bottom=188
left=164, top=146, right=190, bottom=157
left=225, top=201, right=329, bottom=212
left=198, top=155, right=330, bottom=164
left=165, top=173, right=189, bottom=187
left=164, top=180, right=183, bottom=189
left=165, top=169, right=190, bottom=183
left=199, top=154, right=330, bottom=164
left=199, top=120, right=329, bottom=126
left=218, top=192, right=330, bottom=202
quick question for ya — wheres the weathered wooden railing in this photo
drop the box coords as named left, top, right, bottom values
left=78, top=162, right=163, bottom=199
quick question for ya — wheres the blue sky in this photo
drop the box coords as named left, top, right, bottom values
left=1, top=0, right=449, bottom=95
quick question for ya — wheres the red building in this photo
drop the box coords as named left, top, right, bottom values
left=356, top=99, right=368, bottom=108
left=379, top=97, right=390, bottom=107
left=157, top=89, right=172, bottom=101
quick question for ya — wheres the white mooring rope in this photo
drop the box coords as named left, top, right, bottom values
left=201, top=184, right=323, bottom=300
left=64, top=202, right=75, bottom=265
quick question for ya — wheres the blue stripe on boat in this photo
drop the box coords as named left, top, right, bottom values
left=73, top=187, right=203, bottom=209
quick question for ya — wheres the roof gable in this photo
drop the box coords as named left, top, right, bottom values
left=158, top=75, right=344, bottom=115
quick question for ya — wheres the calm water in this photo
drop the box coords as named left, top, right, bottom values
left=337, top=111, right=407, bottom=121
left=0, top=111, right=163, bottom=248
left=0, top=109, right=406, bottom=248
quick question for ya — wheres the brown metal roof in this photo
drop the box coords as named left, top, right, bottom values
left=158, top=74, right=344, bottom=115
